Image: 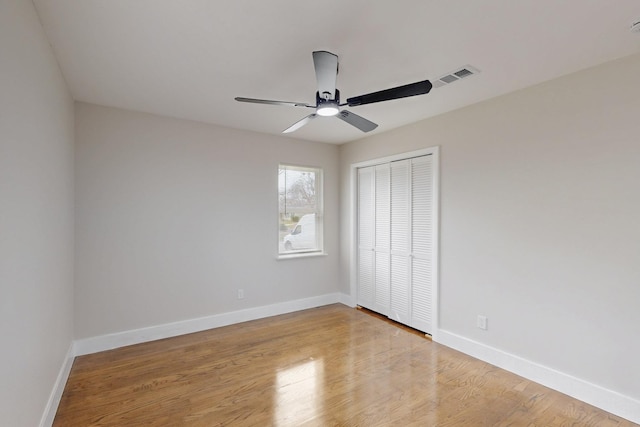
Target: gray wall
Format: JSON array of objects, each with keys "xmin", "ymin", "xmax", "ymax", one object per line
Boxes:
[
  {"xmin": 0, "ymin": 0, "xmax": 75, "ymax": 425},
  {"xmin": 74, "ymin": 103, "xmax": 340, "ymax": 338},
  {"xmin": 340, "ymin": 53, "xmax": 640, "ymax": 401}
]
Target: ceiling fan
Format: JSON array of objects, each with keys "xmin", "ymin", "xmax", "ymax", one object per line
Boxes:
[{"xmin": 235, "ymin": 51, "xmax": 433, "ymax": 134}]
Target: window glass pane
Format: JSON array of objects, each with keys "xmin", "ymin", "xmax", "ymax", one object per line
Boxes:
[{"xmin": 279, "ymin": 165, "xmax": 323, "ymax": 255}]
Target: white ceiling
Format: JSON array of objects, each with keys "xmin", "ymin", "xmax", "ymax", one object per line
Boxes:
[{"xmin": 33, "ymin": 1, "xmax": 640, "ymax": 144}]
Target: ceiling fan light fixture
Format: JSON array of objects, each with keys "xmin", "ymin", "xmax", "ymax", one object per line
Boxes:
[
  {"xmin": 316, "ymin": 89, "xmax": 340, "ymax": 116},
  {"xmin": 317, "ymin": 102, "xmax": 339, "ymax": 116}
]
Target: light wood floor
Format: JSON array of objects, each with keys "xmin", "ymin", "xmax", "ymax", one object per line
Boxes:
[{"xmin": 54, "ymin": 304, "xmax": 636, "ymax": 426}]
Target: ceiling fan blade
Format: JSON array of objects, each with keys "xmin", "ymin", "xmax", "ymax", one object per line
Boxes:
[
  {"xmin": 336, "ymin": 110, "xmax": 378, "ymax": 133},
  {"xmin": 312, "ymin": 51, "xmax": 338, "ymax": 99},
  {"xmin": 346, "ymin": 79, "xmax": 432, "ymax": 107},
  {"xmin": 282, "ymin": 114, "xmax": 317, "ymax": 133},
  {"xmin": 235, "ymin": 97, "xmax": 313, "ymax": 108}
]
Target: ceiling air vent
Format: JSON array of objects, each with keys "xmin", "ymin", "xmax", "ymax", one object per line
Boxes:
[
  {"xmin": 432, "ymin": 65, "xmax": 480, "ymax": 89},
  {"xmin": 454, "ymin": 68, "xmax": 474, "ymax": 78},
  {"xmin": 440, "ymin": 74, "xmax": 459, "ymax": 84}
]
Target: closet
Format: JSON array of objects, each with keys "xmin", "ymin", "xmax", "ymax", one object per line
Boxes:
[{"xmin": 357, "ymin": 153, "xmax": 435, "ymax": 334}]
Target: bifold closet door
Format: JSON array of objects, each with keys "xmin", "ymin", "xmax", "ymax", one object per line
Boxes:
[
  {"xmin": 357, "ymin": 154, "xmax": 434, "ymax": 334},
  {"xmin": 356, "ymin": 164, "xmax": 391, "ymax": 315}
]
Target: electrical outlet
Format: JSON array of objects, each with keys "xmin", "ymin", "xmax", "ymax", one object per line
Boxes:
[
  {"xmin": 477, "ymin": 315, "xmax": 488, "ymax": 330},
  {"xmin": 237, "ymin": 289, "xmax": 245, "ymax": 299}
]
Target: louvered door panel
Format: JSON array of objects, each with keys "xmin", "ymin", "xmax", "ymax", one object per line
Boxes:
[
  {"xmin": 373, "ymin": 164, "xmax": 391, "ymax": 314},
  {"xmin": 411, "ymin": 156, "xmax": 433, "ymax": 258},
  {"xmin": 358, "ymin": 249, "xmax": 374, "ymax": 306},
  {"xmin": 389, "ymin": 254, "xmax": 410, "ymax": 324},
  {"xmin": 358, "ymin": 167, "xmax": 375, "ymax": 250},
  {"xmin": 410, "ymin": 155, "xmax": 434, "ymax": 334},
  {"xmin": 374, "ymin": 252, "xmax": 390, "ymax": 314},
  {"xmin": 357, "ymin": 166, "xmax": 375, "ymax": 308},
  {"xmin": 390, "ymin": 160, "xmax": 410, "ymax": 324},
  {"xmin": 390, "ymin": 160, "xmax": 409, "ymax": 253},
  {"xmin": 411, "ymin": 257, "xmax": 432, "ymax": 332},
  {"xmin": 375, "ymin": 164, "xmax": 390, "ymax": 251}
]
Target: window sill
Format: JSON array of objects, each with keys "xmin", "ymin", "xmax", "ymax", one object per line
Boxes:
[{"xmin": 277, "ymin": 252, "xmax": 328, "ymax": 261}]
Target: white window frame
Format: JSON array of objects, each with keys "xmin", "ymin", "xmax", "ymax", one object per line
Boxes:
[{"xmin": 278, "ymin": 164, "xmax": 325, "ymax": 259}]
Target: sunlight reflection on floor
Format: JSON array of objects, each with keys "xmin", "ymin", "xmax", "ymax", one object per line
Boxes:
[{"xmin": 275, "ymin": 358, "xmax": 325, "ymax": 426}]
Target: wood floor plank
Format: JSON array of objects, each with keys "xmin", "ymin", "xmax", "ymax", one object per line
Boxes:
[{"xmin": 54, "ymin": 304, "xmax": 637, "ymax": 426}]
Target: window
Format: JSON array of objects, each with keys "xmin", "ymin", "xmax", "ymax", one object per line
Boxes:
[{"xmin": 278, "ymin": 164, "xmax": 323, "ymax": 256}]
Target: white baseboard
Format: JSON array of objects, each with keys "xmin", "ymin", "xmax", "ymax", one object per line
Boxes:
[
  {"xmin": 436, "ymin": 329, "xmax": 640, "ymax": 425},
  {"xmin": 39, "ymin": 344, "xmax": 74, "ymax": 427},
  {"xmin": 74, "ymin": 293, "xmax": 348, "ymax": 356}
]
